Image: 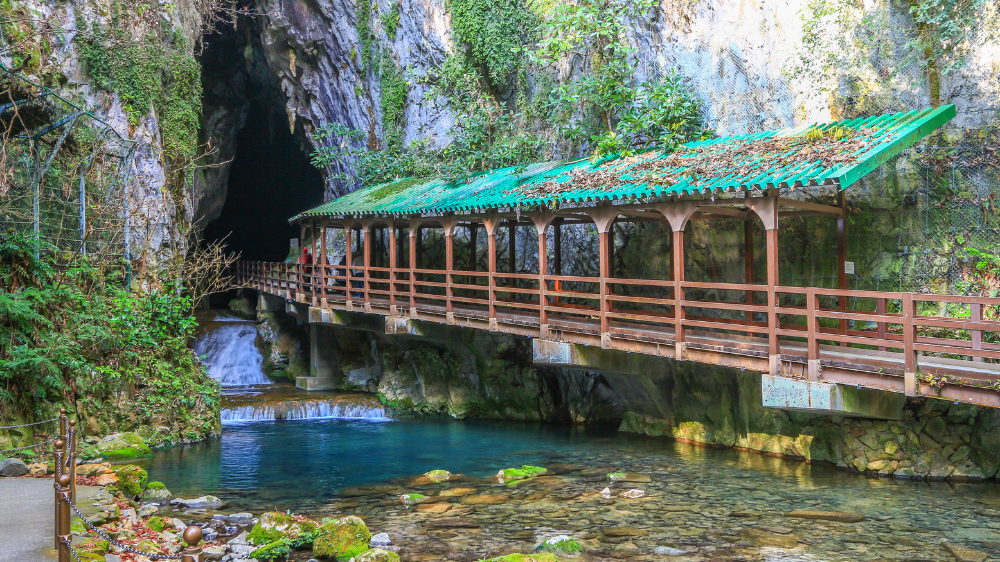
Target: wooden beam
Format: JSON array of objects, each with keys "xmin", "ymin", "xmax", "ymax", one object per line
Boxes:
[{"xmin": 778, "ymin": 197, "xmax": 844, "ymax": 216}]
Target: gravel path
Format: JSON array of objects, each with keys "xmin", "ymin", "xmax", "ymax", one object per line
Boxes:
[{"xmin": 0, "ymin": 478, "xmax": 98, "ymax": 562}]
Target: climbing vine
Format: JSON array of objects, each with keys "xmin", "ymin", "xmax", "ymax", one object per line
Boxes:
[{"xmin": 446, "ymin": 0, "xmax": 537, "ymax": 90}]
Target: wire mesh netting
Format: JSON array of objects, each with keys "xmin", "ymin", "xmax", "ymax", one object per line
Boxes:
[{"xmin": 0, "ymin": 65, "xmax": 136, "ymax": 262}]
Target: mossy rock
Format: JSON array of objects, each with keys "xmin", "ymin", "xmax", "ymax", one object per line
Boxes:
[
  {"xmin": 399, "ymin": 493, "xmax": 427, "ymax": 506},
  {"xmin": 488, "ymin": 554, "xmax": 559, "ymax": 562},
  {"xmin": 79, "ymin": 540, "xmax": 109, "ymax": 556},
  {"xmin": 142, "ymin": 481, "xmax": 172, "ymax": 502},
  {"xmin": 351, "ymin": 549, "xmax": 400, "ymax": 562},
  {"xmin": 146, "ymin": 516, "xmax": 167, "ymax": 532},
  {"xmin": 498, "ymin": 465, "xmax": 546, "ymax": 480},
  {"xmin": 97, "ymin": 433, "xmax": 151, "ymax": 460},
  {"xmin": 424, "ymin": 469, "xmax": 451, "ymax": 482},
  {"xmin": 251, "ymin": 539, "xmax": 292, "ymax": 562},
  {"xmin": 248, "ymin": 512, "xmax": 317, "ymax": 545},
  {"xmin": 312, "ymin": 515, "xmax": 372, "ymax": 561},
  {"xmin": 70, "ymin": 517, "xmax": 87, "ymax": 535},
  {"xmin": 536, "ymin": 535, "xmax": 582, "ymax": 555},
  {"xmin": 113, "ymin": 465, "xmax": 148, "ymax": 499},
  {"xmin": 134, "ymin": 540, "xmax": 162, "ymax": 555}
]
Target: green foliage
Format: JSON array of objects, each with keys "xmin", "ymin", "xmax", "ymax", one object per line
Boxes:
[
  {"xmin": 0, "ymin": 232, "xmax": 219, "ymax": 431},
  {"xmin": 78, "ymin": 13, "xmax": 202, "ymax": 160},
  {"xmin": 357, "ymin": 0, "xmax": 374, "ymax": 66},
  {"xmin": 958, "ymin": 240, "xmax": 1000, "ymax": 300},
  {"xmin": 529, "ymin": 0, "xmax": 707, "ymax": 159},
  {"xmin": 250, "ymin": 539, "xmax": 291, "ymax": 562},
  {"xmin": 790, "ymin": 0, "xmax": 998, "ymax": 107},
  {"xmin": 446, "ymin": 0, "xmax": 537, "ymax": 88},
  {"xmin": 379, "ymin": 52, "xmax": 408, "ymax": 153},
  {"xmin": 380, "ymin": 3, "xmax": 401, "ymax": 41}
]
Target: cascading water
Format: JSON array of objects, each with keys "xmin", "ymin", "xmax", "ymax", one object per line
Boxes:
[
  {"xmin": 193, "ymin": 312, "xmax": 273, "ymax": 386},
  {"xmin": 221, "ymin": 395, "xmax": 388, "ymax": 423},
  {"xmin": 194, "ymin": 310, "xmax": 390, "ymax": 423}
]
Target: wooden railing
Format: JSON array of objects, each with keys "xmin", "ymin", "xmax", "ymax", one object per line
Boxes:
[{"xmin": 236, "ymin": 260, "xmax": 1000, "ymax": 396}]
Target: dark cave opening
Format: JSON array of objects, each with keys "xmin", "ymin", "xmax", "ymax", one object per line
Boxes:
[
  {"xmin": 198, "ymin": 17, "xmax": 324, "ymax": 265},
  {"xmin": 202, "ymin": 103, "xmax": 324, "ymax": 261}
]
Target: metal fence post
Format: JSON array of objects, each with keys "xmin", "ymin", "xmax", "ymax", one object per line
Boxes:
[
  {"xmin": 56, "ymin": 473, "xmax": 71, "ymax": 562},
  {"xmin": 182, "ymin": 526, "xmax": 203, "ymax": 562}
]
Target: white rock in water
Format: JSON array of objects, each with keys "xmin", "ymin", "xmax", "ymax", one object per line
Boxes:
[
  {"xmin": 600, "ymin": 487, "xmax": 612, "ymax": 499},
  {"xmin": 619, "ymin": 489, "xmax": 645, "ymax": 499},
  {"xmin": 654, "ymin": 546, "xmax": 687, "ymax": 555},
  {"xmin": 370, "ymin": 532, "xmax": 392, "ymax": 547}
]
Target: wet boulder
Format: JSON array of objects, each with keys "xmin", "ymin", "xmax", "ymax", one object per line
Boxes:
[
  {"xmin": 248, "ymin": 512, "xmax": 317, "ymax": 545},
  {"xmin": 349, "ymin": 549, "xmax": 400, "ymax": 562},
  {"xmin": 169, "ymin": 495, "xmax": 226, "ymax": 509},
  {"xmin": 96, "ymin": 432, "xmax": 152, "ymax": 461},
  {"xmin": 313, "ymin": 516, "xmax": 372, "ymax": 561},
  {"xmin": 142, "ymin": 481, "xmax": 172, "ymax": 502},
  {"xmin": 114, "ymin": 465, "xmax": 147, "ymax": 499}
]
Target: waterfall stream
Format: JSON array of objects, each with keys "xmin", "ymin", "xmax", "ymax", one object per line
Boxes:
[
  {"xmin": 195, "ymin": 310, "xmax": 389, "ymax": 423},
  {"xmin": 193, "ymin": 312, "xmax": 273, "ymax": 386}
]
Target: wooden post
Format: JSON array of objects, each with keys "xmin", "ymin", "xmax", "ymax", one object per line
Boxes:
[
  {"xmin": 972, "ymin": 303, "xmax": 983, "ymax": 362},
  {"xmin": 806, "ymin": 286, "xmax": 820, "ymax": 380},
  {"xmin": 55, "ymin": 471, "xmax": 71, "ymax": 562},
  {"xmin": 508, "ymin": 223, "xmax": 516, "ymax": 273},
  {"xmin": 441, "ymin": 218, "xmax": 458, "ymax": 323},
  {"xmin": 673, "ymin": 229, "xmax": 685, "ymax": 358},
  {"xmin": 311, "ymin": 221, "xmax": 318, "ymax": 305},
  {"xmin": 903, "ymin": 292, "xmax": 918, "ymax": 396},
  {"xmin": 388, "ymin": 220, "xmax": 398, "ymax": 314},
  {"xmin": 744, "ymin": 219, "xmax": 755, "ymax": 325},
  {"xmin": 528, "ymin": 211, "xmax": 556, "ymax": 339},
  {"xmin": 747, "ymin": 194, "xmax": 781, "ymax": 375},
  {"xmin": 298, "ymin": 223, "xmax": 306, "ymax": 300},
  {"xmin": 483, "ymin": 216, "xmax": 503, "ymax": 330},
  {"xmin": 586, "ymin": 207, "xmax": 619, "ymax": 349},
  {"xmin": 345, "ymin": 225, "xmax": 353, "ymax": 310},
  {"xmin": 469, "ymin": 223, "xmax": 478, "ymax": 271},
  {"xmin": 320, "ymin": 222, "xmax": 328, "ymax": 306},
  {"xmin": 409, "ymin": 219, "xmax": 420, "ymax": 316},
  {"xmin": 837, "ymin": 190, "xmax": 848, "ymax": 345},
  {"xmin": 877, "ymin": 297, "xmax": 887, "ymax": 351},
  {"xmin": 362, "ymin": 221, "xmax": 372, "ymax": 310}
]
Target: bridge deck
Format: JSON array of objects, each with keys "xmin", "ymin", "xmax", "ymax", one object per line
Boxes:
[{"xmin": 239, "ymin": 265, "xmax": 1000, "ymax": 408}]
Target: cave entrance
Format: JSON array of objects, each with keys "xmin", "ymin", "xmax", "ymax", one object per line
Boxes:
[{"xmin": 198, "ymin": 16, "xmax": 324, "ymax": 269}]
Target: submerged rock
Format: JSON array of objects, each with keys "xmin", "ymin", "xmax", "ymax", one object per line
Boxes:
[
  {"xmin": 497, "ymin": 465, "xmax": 546, "ymax": 482},
  {"xmin": 399, "ymin": 493, "xmax": 427, "ymax": 506},
  {"xmin": 619, "ymin": 489, "xmax": 645, "ymax": 499},
  {"xmin": 536, "ymin": 535, "xmax": 583, "ymax": 556},
  {"xmin": 349, "ymin": 549, "xmax": 399, "ymax": 562},
  {"xmin": 784, "ymin": 510, "xmax": 865, "ymax": 523},
  {"xmin": 943, "ymin": 542, "xmax": 988, "ymax": 562},
  {"xmin": 170, "ymin": 496, "xmax": 226, "ymax": 509},
  {"xmin": 602, "ymin": 526, "xmax": 648, "ymax": 537},
  {"xmin": 607, "ymin": 472, "xmax": 651, "ymax": 483},
  {"xmin": 313, "ymin": 515, "xmax": 372, "ymax": 561},
  {"xmin": 424, "ymin": 469, "xmax": 451, "ymax": 482}
]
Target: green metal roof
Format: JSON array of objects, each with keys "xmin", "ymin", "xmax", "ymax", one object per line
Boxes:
[{"xmin": 294, "ymin": 105, "xmax": 955, "ymax": 221}]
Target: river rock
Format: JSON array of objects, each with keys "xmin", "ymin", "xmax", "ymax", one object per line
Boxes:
[
  {"xmin": 0, "ymin": 458, "xmax": 28, "ymax": 477},
  {"xmin": 619, "ymin": 489, "xmax": 645, "ymax": 498},
  {"xmin": 602, "ymin": 526, "xmax": 648, "ymax": 537},
  {"xmin": 247, "ymin": 512, "xmax": 316, "ymax": 545},
  {"xmin": 784, "ymin": 510, "xmax": 865, "ymax": 522},
  {"xmin": 143, "ymin": 481, "xmax": 172, "ymax": 502},
  {"xmin": 943, "ymin": 542, "xmax": 988, "ymax": 562},
  {"xmin": 349, "ymin": 549, "xmax": 400, "ymax": 562},
  {"xmin": 497, "ymin": 465, "xmax": 546, "ymax": 481},
  {"xmin": 27, "ymin": 462, "xmax": 48, "ymax": 476},
  {"xmin": 229, "ymin": 513, "xmax": 253, "ymax": 526},
  {"xmin": 201, "ymin": 545, "xmax": 227, "ymax": 561},
  {"xmin": 78, "ymin": 462, "xmax": 113, "ymax": 477},
  {"xmin": 415, "ymin": 503, "xmax": 450, "ymax": 514},
  {"xmin": 114, "ymin": 465, "xmax": 148, "ymax": 499},
  {"xmin": 536, "ymin": 535, "xmax": 583, "ymax": 556},
  {"xmin": 607, "ymin": 472, "xmax": 651, "ymax": 483},
  {"xmin": 95, "ymin": 473, "xmax": 119, "ymax": 486},
  {"xmin": 171, "ymin": 496, "xmax": 226, "ymax": 509},
  {"xmin": 427, "ymin": 518, "xmax": 480, "ymax": 528},
  {"xmin": 740, "ymin": 528, "xmax": 800, "ymax": 548},
  {"xmin": 460, "ymin": 494, "xmax": 509, "ymax": 505},
  {"xmin": 654, "ymin": 546, "xmax": 688, "ymax": 555},
  {"xmin": 370, "ymin": 533, "xmax": 391, "ymax": 547},
  {"xmin": 424, "ymin": 469, "xmax": 451, "ymax": 482},
  {"xmin": 313, "ymin": 516, "xmax": 372, "ymax": 560},
  {"xmin": 438, "ymin": 487, "xmax": 477, "ymax": 497},
  {"xmin": 399, "ymin": 493, "xmax": 427, "ymax": 506}
]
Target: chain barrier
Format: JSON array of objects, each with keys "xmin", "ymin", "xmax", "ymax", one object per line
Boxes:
[
  {"xmin": 65, "ymin": 499, "xmax": 184, "ymax": 560},
  {"xmin": 62, "ymin": 538, "xmax": 85, "ymax": 562},
  {"xmin": 0, "ymin": 417, "xmax": 59, "ymax": 429},
  {"xmin": 1, "ymin": 437, "xmax": 57, "ymax": 453}
]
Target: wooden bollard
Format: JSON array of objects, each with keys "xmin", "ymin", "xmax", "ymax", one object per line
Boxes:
[{"xmin": 182, "ymin": 525, "xmax": 203, "ymax": 562}]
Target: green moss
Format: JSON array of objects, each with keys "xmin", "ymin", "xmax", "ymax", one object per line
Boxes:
[
  {"xmin": 312, "ymin": 516, "xmax": 372, "ymax": 561},
  {"xmin": 446, "ymin": 0, "xmax": 536, "ymax": 87},
  {"xmin": 487, "ymin": 554, "xmax": 558, "ymax": 562},
  {"xmin": 248, "ymin": 512, "xmax": 317, "ymax": 545},
  {"xmin": 536, "ymin": 535, "xmax": 582, "ymax": 555},
  {"xmin": 499, "ymin": 465, "xmax": 546, "ymax": 480},
  {"xmin": 145, "ymin": 481, "xmax": 166, "ymax": 491},
  {"xmin": 113, "ymin": 465, "xmax": 148, "ymax": 498},
  {"xmin": 145, "ymin": 516, "xmax": 166, "ymax": 532},
  {"xmin": 251, "ymin": 539, "xmax": 292, "ymax": 562}
]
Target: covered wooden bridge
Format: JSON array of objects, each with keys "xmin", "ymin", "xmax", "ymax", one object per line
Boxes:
[{"xmin": 236, "ymin": 104, "xmax": 1000, "ymax": 411}]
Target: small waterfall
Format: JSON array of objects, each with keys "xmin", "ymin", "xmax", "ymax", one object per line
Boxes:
[
  {"xmin": 194, "ymin": 312, "xmax": 272, "ymax": 386},
  {"xmin": 222, "ymin": 396, "xmax": 388, "ymax": 423}
]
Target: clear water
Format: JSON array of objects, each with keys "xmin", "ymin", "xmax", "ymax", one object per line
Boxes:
[
  {"xmin": 193, "ymin": 311, "xmax": 272, "ymax": 386},
  {"xmin": 163, "ymin": 311, "xmax": 1000, "ymax": 561}
]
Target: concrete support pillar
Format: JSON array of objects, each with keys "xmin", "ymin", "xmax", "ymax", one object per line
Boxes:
[{"xmin": 299, "ymin": 323, "xmax": 338, "ymax": 391}]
